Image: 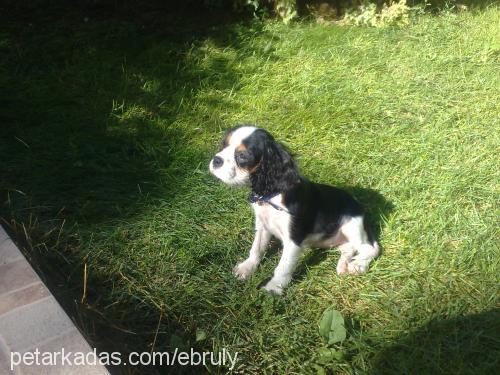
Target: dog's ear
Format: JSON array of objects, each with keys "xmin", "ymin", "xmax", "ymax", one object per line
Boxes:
[{"xmin": 250, "ymin": 129, "xmax": 300, "ymax": 195}]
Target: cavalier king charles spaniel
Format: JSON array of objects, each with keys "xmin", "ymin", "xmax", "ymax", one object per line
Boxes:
[{"xmin": 209, "ymin": 125, "xmax": 379, "ymax": 294}]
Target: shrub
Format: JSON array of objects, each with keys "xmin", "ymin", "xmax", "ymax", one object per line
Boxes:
[{"xmin": 341, "ymin": 0, "xmax": 420, "ymax": 27}]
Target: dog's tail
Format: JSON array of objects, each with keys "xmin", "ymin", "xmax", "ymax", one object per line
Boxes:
[
  {"xmin": 371, "ymin": 240, "xmax": 380, "ymax": 258},
  {"xmin": 365, "ymin": 220, "xmax": 381, "ymax": 258}
]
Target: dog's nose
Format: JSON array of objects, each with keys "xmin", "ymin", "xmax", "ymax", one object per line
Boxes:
[{"xmin": 212, "ymin": 156, "xmax": 223, "ymax": 169}]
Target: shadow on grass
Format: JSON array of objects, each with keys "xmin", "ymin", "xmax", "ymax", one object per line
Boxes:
[
  {"xmin": 0, "ymin": 2, "xmax": 272, "ymax": 374},
  {"xmin": 372, "ymin": 308, "xmax": 500, "ymax": 374}
]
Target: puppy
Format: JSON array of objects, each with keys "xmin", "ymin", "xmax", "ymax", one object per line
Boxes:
[{"xmin": 209, "ymin": 125, "xmax": 379, "ymax": 294}]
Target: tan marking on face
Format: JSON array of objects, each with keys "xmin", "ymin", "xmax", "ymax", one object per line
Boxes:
[
  {"xmin": 224, "ymin": 132, "xmax": 232, "ymax": 147},
  {"xmin": 248, "ymin": 161, "xmax": 261, "ymax": 173},
  {"xmin": 236, "ymin": 143, "xmax": 247, "ymax": 152}
]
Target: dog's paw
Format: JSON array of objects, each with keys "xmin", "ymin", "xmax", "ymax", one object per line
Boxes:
[
  {"xmin": 262, "ymin": 279, "xmax": 284, "ymax": 295},
  {"xmin": 336, "ymin": 260, "xmax": 349, "ymax": 276},
  {"xmin": 347, "ymin": 258, "xmax": 370, "ymax": 275},
  {"xmin": 233, "ymin": 260, "xmax": 257, "ymax": 280}
]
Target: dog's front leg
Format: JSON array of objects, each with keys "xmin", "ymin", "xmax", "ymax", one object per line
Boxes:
[
  {"xmin": 263, "ymin": 239, "xmax": 302, "ymax": 295},
  {"xmin": 233, "ymin": 218, "xmax": 271, "ymax": 280}
]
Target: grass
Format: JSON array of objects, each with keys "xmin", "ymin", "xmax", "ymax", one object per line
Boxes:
[{"xmin": 1, "ymin": 2, "xmax": 499, "ymax": 374}]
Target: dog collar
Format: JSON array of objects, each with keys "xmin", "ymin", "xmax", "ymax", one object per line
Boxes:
[{"xmin": 249, "ymin": 192, "xmax": 287, "ymax": 212}]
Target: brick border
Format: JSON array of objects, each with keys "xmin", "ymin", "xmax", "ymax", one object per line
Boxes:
[{"xmin": 0, "ymin": 226, "xmax": 109, "ymax": 374}]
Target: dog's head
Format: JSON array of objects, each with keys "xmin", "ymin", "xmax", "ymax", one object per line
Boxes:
[{"xmin": 209, "ymin": 125, "xmax": 300, "ymax": 194}]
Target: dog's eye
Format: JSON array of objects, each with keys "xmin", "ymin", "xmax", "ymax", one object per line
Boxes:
[{"xmin": 235, "ymin": 151, "xmax": 251, "ymax": 166}]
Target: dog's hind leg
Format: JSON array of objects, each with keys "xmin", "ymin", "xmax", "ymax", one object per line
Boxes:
[
  {"xmin": 340, "ymin": 216, "xmax": 380, "ymax": 275},
  {"xmin": 336, "ymin": 243, "xmax": 356, "ymax": 275}
]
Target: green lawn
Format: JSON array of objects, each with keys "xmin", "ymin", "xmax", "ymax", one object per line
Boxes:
[{"xmin": 1, "ymin": 3, "xmax": 499, "ymax": 374}]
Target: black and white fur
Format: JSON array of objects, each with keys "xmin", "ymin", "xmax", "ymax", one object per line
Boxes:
[{"xmin": 209, "ymin": 125, "xmax": 379, "ymax": 295}]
